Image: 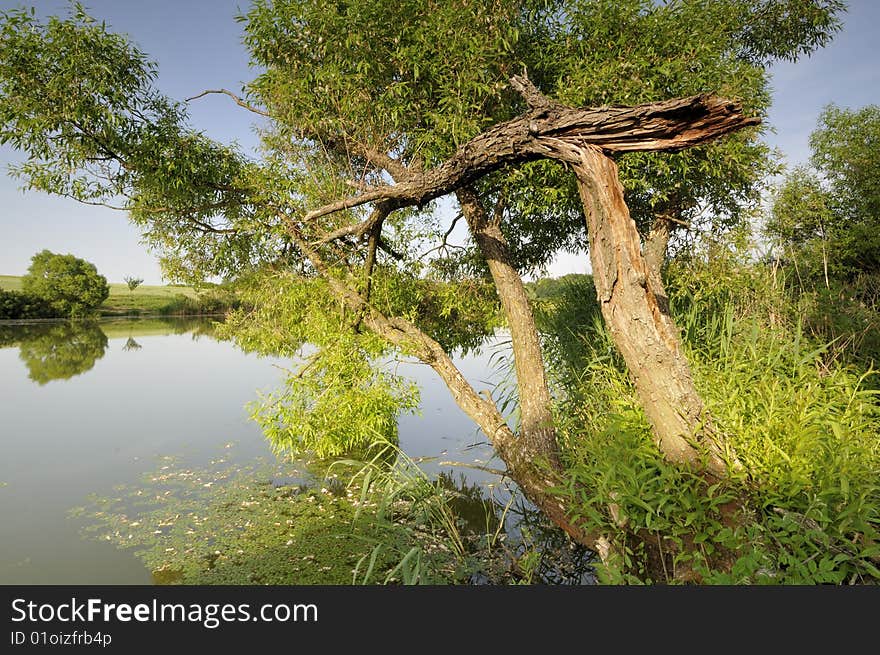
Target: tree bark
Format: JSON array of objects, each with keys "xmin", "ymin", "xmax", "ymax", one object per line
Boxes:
[
  {"xmin": 644, "ymin": 214, "xmax": 672, "ymax": 313},
  {"xmin": 456, "ymin": 187, "xmax": 559, "ymax": 470},
  {"xmin": 572, "ymin": 147, "xmax": 729, "ymax": 476}
]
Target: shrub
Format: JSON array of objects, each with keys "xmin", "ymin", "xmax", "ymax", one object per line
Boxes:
[
  {"xmin": 21, "ymin": 250, "xmax": 109, "ymax": 317},
  {"xmin": 539, "ymin": 256, "xmax": 880, "ymax": 584},
  {"xmin": 0, "ymin": 288, "xmax": 55, "ymax": 319}
]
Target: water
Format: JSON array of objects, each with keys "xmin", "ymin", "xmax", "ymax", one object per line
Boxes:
[{"xmin": 0, "ymin": 317, "xmax": 508, "ymax": 584}]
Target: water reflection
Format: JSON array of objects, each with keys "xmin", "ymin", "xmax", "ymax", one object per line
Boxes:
[
  {"xmin": 13, "ymin": 322, "xmax": 107, "ymax": 385},
  {"xmin": 0, "ymin": 317, "xmax": 220, "ymax": 385},
  {"xmin": 122, "ymin": 337, "xmax": 142, "ymax": 351}
]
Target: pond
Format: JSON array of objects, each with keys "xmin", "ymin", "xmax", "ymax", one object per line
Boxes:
[{"xmin": 0, "ymin": 317, "xmax": 514, "ymax": 584}]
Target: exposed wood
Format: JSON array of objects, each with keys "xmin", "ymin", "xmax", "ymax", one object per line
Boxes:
[
  {"xmin": 572, "ymin": 146, "xmax": 731, "ymax": 476},
  {"xmin": 303, "ymin": 89, "xmax": 759, "ymax": 225}
]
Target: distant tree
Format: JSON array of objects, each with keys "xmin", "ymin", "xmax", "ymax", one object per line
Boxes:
[
  {"xmin": 769, "ymin": 105, "xmax": 880, "ymax": 284},
  {"xmin": 21, "ymin": 250, "xmax": 109, "ymax": 317},
  {"xmin": 124, "ymin": 276, "xmax": 144, "ymax": 293}
]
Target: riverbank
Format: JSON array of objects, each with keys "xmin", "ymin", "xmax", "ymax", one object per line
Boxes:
[{"xmin": 0, "ymin": 275, "xmax": 241, "ymax": 318}]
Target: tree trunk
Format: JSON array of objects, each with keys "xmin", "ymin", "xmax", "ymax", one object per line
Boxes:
[
  {"xmin": 353, "ymin": 276, "xmax": 607, "ymax": 556},
  {"xmin": 644, "ymin": 214, "xmax": 672, "ymax": 314},
  {"xmin": 572, "ymin": 147, "xmax": 730, "ymax": 477},
  {"xmin": 283, "ymin": 222, "xmax": 610, "ymax": 557},
  {"xmin": 455, "ymin": 187, "xmax": 560, "ymax": 470}
]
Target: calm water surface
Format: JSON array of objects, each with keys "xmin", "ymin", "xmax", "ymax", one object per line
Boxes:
[{"xmin": 0, "ymin": 318, "xmax": 506, "ymax": 584}]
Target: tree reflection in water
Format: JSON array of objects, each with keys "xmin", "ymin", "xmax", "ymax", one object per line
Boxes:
[
  {"xmin": 122, "ymin": 337, "xmax": 142, "ymax": 351},
  {"xmin": 13, "ymin": 322, "xmax": 108, "ymax": 385}
]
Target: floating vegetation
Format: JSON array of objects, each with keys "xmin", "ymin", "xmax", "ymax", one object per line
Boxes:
[
  {"xmin": 71, "ymin": 454, "xmax": 411, "ymax": 584},
  {"xmin": 71, "ymin": 445, "xmax": 598, "ymax": 585}
]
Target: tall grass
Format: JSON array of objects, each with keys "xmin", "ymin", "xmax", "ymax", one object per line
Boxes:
[
  {"xmin": 537, "ymin": 263, "xmax": 880, "ymax": 584},
  {"xmin": 331, "ymin": 440, "xmax": 493, "ymax": 584}
]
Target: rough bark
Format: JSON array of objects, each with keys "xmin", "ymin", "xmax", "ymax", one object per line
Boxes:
[
  {"xmin": 305, "ymin": 90, "xmax": 760, "ymax": 225},
  {"xmin": 572, "ymin": 147, "xmax": 729, "ymax": 476},
  {"xmin": 456, "ymin": 186, "xmax": 559, "ymax": 470},
  {"xmin": 644, "ymin": 215, "xmax": 672, "ymax": 315}
]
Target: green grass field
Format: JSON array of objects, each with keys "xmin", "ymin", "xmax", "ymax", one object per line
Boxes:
[
  {"xmin": 0, "ymin": 275, "xmax": 218, "ymax": 316},
  {"xmin": 0, "ymin": 275, "xmax": 23, "ymax": 291},
  {"xmin": 101, "ymin": 281, "xmax": 201, "ymax": 315}
]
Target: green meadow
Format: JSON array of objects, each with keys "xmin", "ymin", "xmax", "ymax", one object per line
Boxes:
[{"xmin": 0, "ymin": 275, "xmax": 226, "ymax": 317}]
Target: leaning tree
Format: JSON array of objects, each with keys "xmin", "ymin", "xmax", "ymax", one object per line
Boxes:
[{"xmin": 0, "ymin": 0, "xmax": 844, "ymax": 560}]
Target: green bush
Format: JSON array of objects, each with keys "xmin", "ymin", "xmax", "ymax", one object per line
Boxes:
[
  {"xmin": 21, "ymin": 250, "xmax": 109, "ymax": 317},
  {"xmin": 540, "ymin": 256, "xmax": 880, "ymax": 584},
  {"xmin": 158, "ymin": 289, "xmax": 242, "ymax": 316},
  {"xmin": 0, "ymin": 288, "xmax": 55, "ymax": 319}
]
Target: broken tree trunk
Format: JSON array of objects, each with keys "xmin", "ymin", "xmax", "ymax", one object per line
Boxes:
[
  {"xmin": 573, "ymin": 147, "xmax": 729, "ymax": 476},
  {"xmin": 304, "ymin": 89, "xmax": 760, "ymax": 224},
  {"xmin": 302, "ymin": 74, "xmax": 756, "ymax": 528}
]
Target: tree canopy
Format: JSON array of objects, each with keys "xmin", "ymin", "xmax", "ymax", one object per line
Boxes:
[
  {"xmin": 0, "ymin": 1, "xmax": 844, "ymax": 281},
  {"xmin": 20, "ymin": 249, "xmax": 109, "ymax": 317},
  {"xmin": 769, "ymin": 104, "xmax": 880, "ymax": 283}
]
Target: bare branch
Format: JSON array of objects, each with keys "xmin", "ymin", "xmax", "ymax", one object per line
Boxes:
[
  {"xmin": 60, "ymin": 195, "xmax": 127, "ymax": 211},
  {"xmin": 376, "ymin": 236, "xmax": 404, "ymax": 261},
  {"xmin": 185, "ymin": 89, "xmax": 272, "ymax": 118},
  {"xmin": 418, "ymin": 212, "xmax": 466, "ymax": 260},
  {"xmin": 510, "ymin": 70, "xmax": 557, "ymax": 113},
  {"xmin": 312, "ymin": 200, "xmax": 397, "ymax": 244},
  {"xmin": 363, "ymin": 223, "xmax": 380, "ymax": 301},
  {"xmin": 360, "ymin": 147, "xmax": 414, "ymax": 182}
]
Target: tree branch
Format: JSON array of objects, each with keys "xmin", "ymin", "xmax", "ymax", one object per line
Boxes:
[
  {"xmin": 376, "ymin": 236, "xmax": 404, "ymax": 261},
  {"xmin": 301, "ymin": 85, "xmax": 760, "ymax": 224},
  {"xmin": 185, "ymin": 89, "xmax": 272, "ymax": 118},
  {"xmin": 510, "ymin": 70, "xmax": 558, "ymax": 113},
  {"xmin": 359, "ymin": 147, "xmax": 414, "ymax": 182},
  {"xmin": 312, "ymin": 200, "xmax": 398, "ymax": 244}
]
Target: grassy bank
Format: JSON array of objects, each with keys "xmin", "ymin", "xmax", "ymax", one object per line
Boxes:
[
  {"xmin": 0, "ymin": 275, "xmax": 238, "ymax": 317},
  {"xmin": 534, "ymin": 262, "xmax": 880, "ymax": 584}
]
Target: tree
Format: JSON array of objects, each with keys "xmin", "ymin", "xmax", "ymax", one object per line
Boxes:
[
  {"xmin": 0, "ymin": 1, "xmax": 844, "ymax": 562},
  {"xmin": 20, "ymin": 250, "xmax": 109, "ymax": 317},
  {"xmin": 769, "ymin": 105, "xmax": 880, "ymax": 285},
  {"xmin": 124, "ymin": 276, "xmax": 144, "ymax": 293}
]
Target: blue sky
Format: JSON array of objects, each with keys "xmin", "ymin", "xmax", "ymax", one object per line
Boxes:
[{"xmin": 1, "ymin": 0, "xmax": 878, "ymax": 284}]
